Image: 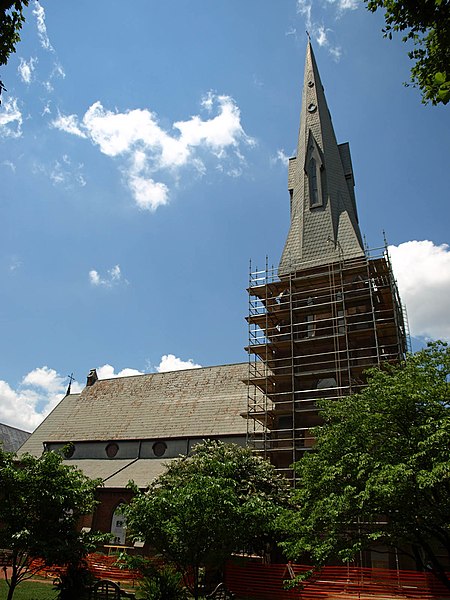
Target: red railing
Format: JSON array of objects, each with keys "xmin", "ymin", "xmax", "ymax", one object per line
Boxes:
[
  {"xmin": 225, "ymin": 561, "xmax": 450, "ymax": 599},
  {"xmin": 29, "ymin": 553, "xmax": 140, "ymax": 583},
  {"xmin": 28, "ymin": 555, "xmax": 450, "ymax": 598},
  {"xmin": 86, "ymin": 553, "xmax": 140, "ymax": 583}
]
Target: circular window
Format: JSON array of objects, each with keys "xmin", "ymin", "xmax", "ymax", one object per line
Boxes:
[
  {"xmin": 63, "ymin": 443, "xmax": 75, "ymax": 459},
  {"xmin": 307, "ymin": 103, "xmax": 317, "ymax": 113},
  {"xmin": 106, "ymin": 442, "xmax": 119, "ymax": 458},
  {"xmin": 308, "ymin": 80, "xmax": 314, "ymax": 88},
  {"xmin": 153, "ymin": 441, "xmax": 167, "ymax": 458}
]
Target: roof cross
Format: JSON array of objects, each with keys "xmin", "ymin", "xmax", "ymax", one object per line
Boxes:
[{"xmin": 66, "ymin": 372, "xmax": 75, "ymax": 395}]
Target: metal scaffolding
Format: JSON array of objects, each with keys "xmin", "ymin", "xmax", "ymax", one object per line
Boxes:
[{"xmin": 246, "ymin": 244, "xmax": 409, "ymax": 483}]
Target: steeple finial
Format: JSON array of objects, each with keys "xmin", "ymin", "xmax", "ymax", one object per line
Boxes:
[
  {"xmin": 66, "ymin": 372, "xmax": 75, "ymax": 395},
  {"xmin": 278, "ymin": 41, "xmax": 364, "ymax": 276}
]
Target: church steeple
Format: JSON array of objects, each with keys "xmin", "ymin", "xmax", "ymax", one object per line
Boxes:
[{"xmin": 279, "ymin": 41, "xmax": 364, "ymax": 276}]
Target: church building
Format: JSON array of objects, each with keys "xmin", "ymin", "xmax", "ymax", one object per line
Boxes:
[
  {"xmin": 19, "ymin": 42, "xmax": 407, "ymax": 553},
  {"xmin": 19, "ymin": 363, "xmax": 250, "ymax": 543}
]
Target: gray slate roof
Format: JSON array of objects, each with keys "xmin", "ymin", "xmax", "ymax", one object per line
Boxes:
[
  {"xmin": 20, "ymin": 363, "xmax": 249, "ymax": 457},
  {"xmin": 0, "ymin": 422, "xmax": 30, "ymax": 452},
  {"xmin": 279, "ymin": 41, "xmax": 364, "ymax": 276},
  {"xmin": 63, "ymin": 458, "xmax": 173, "ymax": 488}
]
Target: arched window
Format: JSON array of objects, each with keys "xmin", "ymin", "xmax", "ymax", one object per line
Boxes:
[
  {"xmin": 308, "ymin": 157, "xmax": 321, "ymax": 207},
  {"xmin": 305, "ymin": 131, "xmax": 324, "ymax": 208},
  {"xmin": 110, "ymin": 503, "xmax": 127, "ymax": 545}
]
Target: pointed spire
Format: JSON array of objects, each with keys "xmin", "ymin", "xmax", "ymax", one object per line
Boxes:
[{"xmin": 279, "ymin": 41, "xmax": 364, "ymax": 276}]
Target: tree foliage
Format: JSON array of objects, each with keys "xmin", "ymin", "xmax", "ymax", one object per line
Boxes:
[
  {"xmin": 365, "ymin": 0, "xmax": 450, "ymax": 105},
  {"xmin": 0, "ymin": 1, "xmax": 29, "ymax": 101},
  {"xmin": 119, "ymin": 556, "xmax": 189, "ymax": 600},
  {"xmin": 365, "ymin": 0, "xmax": 450, "ymax": 104},
  {"xmin": 278, "ymin": 342, "xmax": 450, "ymax": 588},
  {"xmin": 125, "ymin": 441, "xmax": 290, "ymax": 600},
  {"xmin": 0, "ymin": 449, "xmax": 101, "ymax": 600}
]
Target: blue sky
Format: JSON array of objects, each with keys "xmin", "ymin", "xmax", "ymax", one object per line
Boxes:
[{"xmin": 1, "ymin": 0, "xmax": 449, "ymax": 431}]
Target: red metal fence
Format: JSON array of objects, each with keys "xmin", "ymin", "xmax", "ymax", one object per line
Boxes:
[
  {"xmin": 29, "ymin": 553, "xmax": 140, "ymax": 583},
  {"xmin": 29, "ymin": 554, "xmax": 450, "ymax": 599},
  {"xmin": 86, "ymin": 553, "xmax": 140, "ymax": 583},
  {"xmin": 225, "ymin": 561, "xmax": 450, "ymax": 600}
]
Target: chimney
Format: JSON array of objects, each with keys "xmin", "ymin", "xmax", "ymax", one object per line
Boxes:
[{"xmin": 86, "ymin": 368, "xmax": 98, "ymax": 387}]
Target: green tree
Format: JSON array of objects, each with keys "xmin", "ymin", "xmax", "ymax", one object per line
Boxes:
[
  {"xmin": 125, "ymin": 441, "xmax": 290, "ymax": 600},
  {"xmin": 0, "ymin": 1, "xmax": 29, "ymax": 102},
  {"xmin": 278, "ymin": 342, "xmax": 450, "ymax": 589},
  {"xmin": 0, "ymin": 448, "xmax": 101, "ymax": 600},
  {"xmin": 365, "ymin": 0, "xmax": 450, "ymax": 105}
]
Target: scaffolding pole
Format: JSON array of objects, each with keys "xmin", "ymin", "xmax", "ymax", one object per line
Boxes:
[{"xmin": 246, "ymin": 246, "xmax": 408, "ymax": 481}]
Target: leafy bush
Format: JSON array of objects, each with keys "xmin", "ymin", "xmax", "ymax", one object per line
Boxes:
[{"xmin": 137, "ymin": 565, "xmax": 188, "ymax": 600}]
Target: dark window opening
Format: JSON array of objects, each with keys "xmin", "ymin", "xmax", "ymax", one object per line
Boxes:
[
  {"xmin": 308, "ymin": 157, "xmax": 321, "ymax": 207},
  {"xmin": 153, "ymin": 441, "xmax": 167, "ymax": 457},
  {"xmin": 106, "ymin": 442, "xmax": 119, "ymax": 458},
  {"xmin": 63, "ymin": 442, "xmax": 75, "ymax": 459}
]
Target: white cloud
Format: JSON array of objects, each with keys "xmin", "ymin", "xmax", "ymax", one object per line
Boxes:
[
  {"xmin": 326, "ymin": 0, "xmax": 358, "ymax": 12},
  {"xmin": 51, "ymin": 157, "xmax": 86, "ymax": 188},
  {"xmin": 125, "ymin": 149, "xmax": 169, "ymax": 211},
  {"xmin": 109, "ymin": 265, "xmax": 121, "ymax": 280},
  {"xmin": 96, "ymin": 364, "xmax": 143, "ymax": 379},
  {"xmin": 89, "ymin": 270, "xmax": 100, "ymax": 285},
  {"xmin": 174, "ymin": 92, "xmax": 254, "ymax": 157},
  {"xmin": 18, "ymin": 57, "xmax": 37, "ymax": 84},
  {"xmin": 49, "ymin": 166, "xmax": 65, "ymax": 185},
  {"xmin": 22, "ymin": 366, "xmax": 65, "ymax": 394},
  {"xmin": 51, "ymin": 62, "xmax": 65, "ymax": 80},
  {"xmin": 81, "ymin": 101, "xmax": 182, "ymax": 161},
  {"xmin": 296, "ymin": 0, "xmax": 347, "ymax": 61},
  {"xmin": 31, "ymin": 2, "xmax": 65, "ymax": 91},
  {"xmin": 201, "ymin": 92, "xmax": 214, "ymax": 112},
  {"xmin": 88, "ymin": 356, "xmax": 202, "ymax": 380},
  {"xmin": 0, "ymin": 380, "xmax": 40, "ymax": 431},
  {"xmin": 53, "ymin": 93, "xmax": 254, "ymax": 210},
  {"xmin": 89, "ymin": 264, "xmax": 126, "ymax": 287},
  {"xmin": 271, "ymin": 149, "xmax": 290, "ymax": 167},
  {"xmin": 310, "ymin": 25, "xmax": 341, "ymax": 60},
  {"xmin": 41, "ymin": 102, "xmax": 51, "ymax": 116},
  {"xmin": 316, "ymin": 25, "xmax": 329, "ymax": 47},
  {"xmin": 42, "ymin": 61, "xmax": 66, "ymax": 93},
  {"xmin": 0, "ymin": 367, "xmax": 82, "ymax": 431},
  {"xmin": 33, "ymin": 155, "xmax": 86, "ymax": 188},
  {"xmin": 297, "ymin": 0, "xmax": 312, "ymax": 30},
  {"xmin": 52, "ymin": 113, "xmax": 86, "ymax": 137},
  {"xmin": 156, "ymin": 354, "xmax": 202, "ymax": 373},
  {"xmin": 389, "ymin": 240, "xmax": 450, "ymax": 341},
  {"xmin": 33, "ymin": 1, "xmax": 54, "ymax": 52},
  {"xmin": 0, "ymin": 97, "xmax": 23, "ymax": 138},
  {"xmin": 0, "ymin": 355, "xmax": 201, "ymax": 431},
  {"xmin": 2, "ymin": 160, "xmax": 16, "ymax": 172},
  {"xmin": 329, "ymin": 46, "xmax": 342, "ymax": 62},
  {"xmin": 128, "ymin": 172, "xmax": 169, "ymax": 211}
]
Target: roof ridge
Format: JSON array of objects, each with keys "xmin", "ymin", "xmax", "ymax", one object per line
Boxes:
[
  {"xmin": 0, "ymin": 422, "xmax": 31, "ymax": 434},
  {"xmin": 94, "ymin": 361, "xmax": 248, "ymax": 383}
]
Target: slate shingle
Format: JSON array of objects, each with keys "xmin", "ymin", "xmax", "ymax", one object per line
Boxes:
[{"xmin": 19, "ymin": 363, "xmax": 249, "ymax": 457}]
